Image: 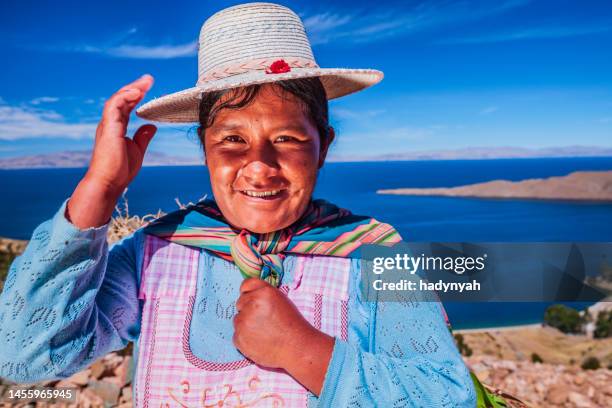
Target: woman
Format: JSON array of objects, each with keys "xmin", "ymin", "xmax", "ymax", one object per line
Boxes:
[{"xmin": 0, "ymin": 3, "xmax": 476, "ymax": 407}]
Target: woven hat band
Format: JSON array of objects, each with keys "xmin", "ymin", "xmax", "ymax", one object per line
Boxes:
[{"xmin": 197, "ymin": 57, "xmax": 319, "ymax": 84}]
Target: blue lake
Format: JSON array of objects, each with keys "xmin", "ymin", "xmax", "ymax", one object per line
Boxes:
[{"xmin": 2, "ymin": 157, "xmax": 612, "ymax": 329}]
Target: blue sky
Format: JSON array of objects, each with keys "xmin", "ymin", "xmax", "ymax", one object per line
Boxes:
[{"xmin": 0, "ymin": 0, "xmax": 611, "ymax": 159}]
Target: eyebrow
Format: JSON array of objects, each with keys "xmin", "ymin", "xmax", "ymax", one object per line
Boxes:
[{"xmin": 211, "ymin": 123, "xmax": 312, "ymax": 134}]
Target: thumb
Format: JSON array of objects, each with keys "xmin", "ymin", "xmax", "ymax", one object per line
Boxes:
[
  {"xmin": 133, "ymin": 124, "xmax": 157, "ymax": 155},
  {"xmin": 239, "ymin": 277, "xmax": 269, "ymax": 294}
]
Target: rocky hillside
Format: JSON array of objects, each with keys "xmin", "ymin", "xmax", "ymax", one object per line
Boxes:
[
  {"xmin": 466, "ymin": 355, "xmax": 612, "ymax": 407},
  {"xmin": 0, "ymin": 334, "xmax": 610, "ymax": 407}
]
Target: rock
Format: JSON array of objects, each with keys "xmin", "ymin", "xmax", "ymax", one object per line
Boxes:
[
  {"xmin": 67, "ymin": 368, "xmax": 91, "ymax": 386},
  {"xmin": 490, "ymin": 368, "xmax": 511, "ymax": 383},
  {"xmin": 574, "ymin": 374, "xmax": 586, "ymax": 385},
  {"xmin": 568, "ymin": 391, "xmax": 594, "ymax": 408},
  {"xmin": 103, "ymin": 376, "xmax": 125, "ymax": 388},
  {"xmin": 88, "ymin": 379, "xmax": 121, "ymax": 406},
  {"xmin": 121, "ymin": 385, "xmax": 133, "ymax": 402},
  {"xmin": 114, "ymin": 356, "xmax": 132, "ymax": 387},
  {"xmin": 54, "ymin": 379, "xmax": 77, "ymax": 389},
  {"xmin": 39, "ymin": 379, "xmax": 59, "ymax": 387},
  {"xmin": 546, "ymin": 385, "xmax": 569, "ymax": 405},
  {"xmin": 474, "ymin": 369, "xmax": 490, "ymax": 382},
  {"xmin": 498, "ymin": 360, "xmax": 517, "ymax": 371},
  {"xmin": 586, "ymin": 386, "xmax": 595, "ymax": 398},
  {"xmin": 89, "ymin": 360, "xmax": 108, "ymax": 379},
  {"xmin": 594, "ymin": 391, "xmax": 612, "ymax": 406},
  {"xmin": 104, "ymin": 353, "xmax": 124, "ymax": 369},
  {"xmin": 79, "ymin": 388, "xmax": 105, "ymax": 407}
]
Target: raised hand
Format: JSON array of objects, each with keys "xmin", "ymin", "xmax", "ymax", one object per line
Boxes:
[{"xmin": 66, "ymin": 74, "xmax": 157, "ymax": 229}]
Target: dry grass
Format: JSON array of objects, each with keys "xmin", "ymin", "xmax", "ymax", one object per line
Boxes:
[
  {"xmin": 107, "ymin": 194, "xmax": 165, "ymax": 244},
  {"xmin": 106, "ymin": 192, "xmax": 207, "ymax": 244},
  {"xmin": 461, "ymin": 325, "xmax": 612, "ymax": 367}
]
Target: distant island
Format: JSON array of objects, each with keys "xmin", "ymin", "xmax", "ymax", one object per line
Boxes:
[
  {"xmin": 0, "ymin": 150, "xmax": 201, "ymax": 169},
  {"xmin": 378, "ymin": 171, "xmax": 612, "ymax": 202},
  {"xmin": 1, "ymin": 145, "xmax": 612, "ymax": 169}
]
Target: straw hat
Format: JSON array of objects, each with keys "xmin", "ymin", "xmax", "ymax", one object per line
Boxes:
[{"xmin": 135, "ymin": 2, "xmax": 383, "ymax": 123}]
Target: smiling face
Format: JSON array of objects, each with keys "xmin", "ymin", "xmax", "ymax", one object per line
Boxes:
[{"xmin": 203, "ymin": 83, "xmax": 333, "ymax": 233}]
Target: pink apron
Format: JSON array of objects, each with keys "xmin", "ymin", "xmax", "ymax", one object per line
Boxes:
[{"xmin": 134, "ymin": 235, "xmax": 350, "ymax": 407}]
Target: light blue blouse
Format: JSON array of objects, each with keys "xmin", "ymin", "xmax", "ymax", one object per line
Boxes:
[{"xmin": 0, "ymin": 199, "xmax": 476, "ymax": 407}]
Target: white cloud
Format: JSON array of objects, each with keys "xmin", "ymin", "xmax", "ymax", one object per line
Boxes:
[
  {"xmin": 302, "ymin": 12, "xmax": 353, "ymax": 33},
  {"xmin": 75, "ymin": 41, "xmax": 198, "ymax": 59},
  {"xmin": 0, "ymin": 102, "xmax": 184, "ymax": 140},
  {"xmin": 302, "ymin": 0, "xmax": 531, "ymax": 44},
  {"xmin": 440, "ymin": 25, "xmax": 611, "ymax": 44},
  {"xmin": 479, "ymin": 106, "xmax": 499, "ymax": 115},
  {"xmin": 332, "ymin": 107, "xmax": 385, "ymax": 120},
  {"xmin": 40, "ymin": 25, "xmax": 196, "ymax": 59},
  {"xmin": 0, "ymin": 104, "xmax": 97, "ymax": 140},
  {"xmin": 30, "ymin": 96, "xmax": 60, "ymax": 105}
]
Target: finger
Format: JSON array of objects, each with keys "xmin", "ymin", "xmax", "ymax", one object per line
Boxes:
[
  {"xmin": 235, "ymin": 291, "xmax": 257, "ymax": 312},
  {"xmin": 133, "ymin": 124, "xmax": 157, "ymax": 155},
  {"xmin": 232, "ymin": 331, "xmax": 241, "ymax": 349},
  {"xmin": 102, "ymin": 75, "xmax": 154, "ymax": 131},
  {"xmin": 102, "ymin": 89, "xmax": 144, "ymax": 136},
  {"xmin": 233, "ymin": 312, "xmax": 245, "ymax": 333},
  {"xmin": 117, "ymin": 74, "xmax": 154, "ymax": 94},
  {"xmin": 239, "ymin": 278, "xmax": 269, "ymax": 294}
]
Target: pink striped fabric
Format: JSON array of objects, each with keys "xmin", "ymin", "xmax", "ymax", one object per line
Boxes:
[{"xmin": 135, "ymin": 235, "xmax": 351, "ymax": 407}]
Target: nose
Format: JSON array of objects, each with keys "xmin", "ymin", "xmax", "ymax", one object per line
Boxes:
[{"xmin": 239, "ymin": 141, "xmax": 280, "ymax": 185}]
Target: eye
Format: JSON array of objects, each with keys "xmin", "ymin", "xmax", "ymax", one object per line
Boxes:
[
  {"xmin": 275, "ymin": 135, "xmax": 297, "ymax": 143},
  {"xmin": 223, "ymin": 135, "xmax": 245, "ymax": 143}
]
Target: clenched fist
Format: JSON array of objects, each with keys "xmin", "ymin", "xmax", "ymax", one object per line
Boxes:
[
  {"xmin": 233, "ymin": 278, "xmax": 335, "ymax": 396},
  {"xmin": 233, "ymin": 278, "xmax": 315, "ymax": 368}
]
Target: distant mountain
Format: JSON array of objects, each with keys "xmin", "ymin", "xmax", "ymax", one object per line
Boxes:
[
  {"xmin": 1, "ymin": 145, "xmax": 612, "ymax": 169},
  {"xmin": 0, "ymin": 150, "xmax": 201, "ymax": 169},
  {"xmin": 329, "ymin": 145, "xmax": 612, "ymax": 162}
]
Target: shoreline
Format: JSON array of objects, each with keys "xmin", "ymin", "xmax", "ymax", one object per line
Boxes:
[
  {"xmin": 455, "ymin": 323, "xmax": 542, "ymax": 334},
  {"xmin": 455, "ymin": 299, "xmax": 612, "ymax": 334}
]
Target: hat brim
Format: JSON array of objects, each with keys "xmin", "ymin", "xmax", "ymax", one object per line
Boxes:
[{"xmin": 135, "ymin": 68, "xmax": 383, "ymax": 123}]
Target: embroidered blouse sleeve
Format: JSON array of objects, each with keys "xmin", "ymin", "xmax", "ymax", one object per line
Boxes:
[
  {"xmin": 317, "ymin": 258, "xmax": 476, "ymax": 407},
  {"xmin": 0, "ymin": 198, "xmax": 143, "ymax": 383}
]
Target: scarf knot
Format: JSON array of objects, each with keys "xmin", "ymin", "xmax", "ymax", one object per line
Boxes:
[{"xmin": 230, "ymin": 229, "xmax": 292, "ymax": 286}]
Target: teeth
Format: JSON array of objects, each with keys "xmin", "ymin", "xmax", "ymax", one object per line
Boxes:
[{"xmin": 243, "ymin": 190, "xmax": 281, "ymax": 197}]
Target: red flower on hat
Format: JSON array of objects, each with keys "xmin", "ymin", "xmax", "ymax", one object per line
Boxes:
[{"xmin": 265, "ymin": 59, "xmax": 291, "ymax": 74}]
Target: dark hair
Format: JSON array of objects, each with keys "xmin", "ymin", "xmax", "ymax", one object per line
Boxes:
[{"xmin": 196, "ymin": 77, "xmax": 330, "ymax": 149}]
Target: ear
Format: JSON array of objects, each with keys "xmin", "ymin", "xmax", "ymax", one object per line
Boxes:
[{"xmin": 318, "ymin": 126, "xmax": 335, "ymax": 169}]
